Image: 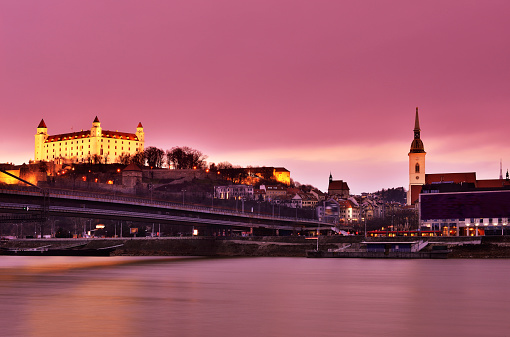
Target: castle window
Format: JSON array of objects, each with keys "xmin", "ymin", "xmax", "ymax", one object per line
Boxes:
[{"xmin": 415, "ymin": 163, "xmax": 420, "ymax": 173}]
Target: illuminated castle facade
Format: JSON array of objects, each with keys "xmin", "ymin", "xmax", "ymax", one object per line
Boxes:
[{"xmin": 34, "ymin": 117, "xmax": 144, "ymax": 163}]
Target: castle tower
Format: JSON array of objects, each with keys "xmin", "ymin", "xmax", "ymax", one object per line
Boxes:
[
  {"xmin": 136, "ymin": 122, "xmax": 144, "ymax": 151},
  {"xmin": 407, "ymin": 107, "xmax": 426, "ymax": 205},
  {"xmin": 34, "ymin": 119, "xmax": 48, "ymax": 161},
  {"xmin": 90, "ymin": 116, "xmax": 102, "ymax": 158}
]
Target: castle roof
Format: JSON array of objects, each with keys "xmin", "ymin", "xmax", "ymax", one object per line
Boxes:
[
  {"xmin": 45, "ymin": 129, "xmax": 139, "ymax": 143},
  {"xmin": 38, "ymin": 119, "xmax": 47, "ymax": 128}
]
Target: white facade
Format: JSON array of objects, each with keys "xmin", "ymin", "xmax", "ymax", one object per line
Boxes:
[
  {"xmin": 215, "ymin": 185, "xmax": 254, "ymax": 200},
  {"xmin": 35, "ymin": 117, "xmax": 144, "ymax": 163}
]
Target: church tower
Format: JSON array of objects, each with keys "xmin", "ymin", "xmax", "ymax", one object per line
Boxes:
[
  {"xmin": 407, "ymin": 107, "xmax": 426, "ymax": 205},
  {"xmin": 34, "ymin": 119, "xmax": 48, "ymax": 161}
]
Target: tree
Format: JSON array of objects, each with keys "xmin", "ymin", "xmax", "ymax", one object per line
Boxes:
[
  {"xmin": 38, "ymin": 161, "xmax": 48, "ymax": 173},
  {"xmin": 217, "ymin": 162, "xmax": 233, "ymax": 170},
  {"xmin": 145, "ymin": 146, "xmax": 165, "ymax": 168},
  {"xmin": 118, "ymin": 153, "xmax": 131, "ymax": 165},
  {"xmin": 92, "ymin": 154, "xmax": 102, "ymax": 164},
  {"xmin": 131, "ymin": 151, "xmax": 145, "ymax": 167},
  {"xmin": 166, "ymin": 146, "xmax": 207, "ymax": 169}
]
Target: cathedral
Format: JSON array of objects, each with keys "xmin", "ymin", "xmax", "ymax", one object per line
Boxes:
[
  {"xmin": 34, "ymin": 117, "xmax": 144, "ymax": 163},
  {"xmin": 407, "ymin": 108, "xmax": 509, "ymax": 205}
]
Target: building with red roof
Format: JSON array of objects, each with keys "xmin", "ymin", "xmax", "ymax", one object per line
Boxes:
[{"xmin": 35, "ymin": 116, "xmax": 144, "ymax": 163}]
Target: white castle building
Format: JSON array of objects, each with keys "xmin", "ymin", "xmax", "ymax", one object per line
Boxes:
[{"xmin": 34, "ymin": 116, "xmax": 144, "ymax": 163}]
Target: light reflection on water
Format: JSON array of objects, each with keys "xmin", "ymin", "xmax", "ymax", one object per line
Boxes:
[{"xmin": 1, "ymin": 257, "xmax": 510, "ymax": 337}]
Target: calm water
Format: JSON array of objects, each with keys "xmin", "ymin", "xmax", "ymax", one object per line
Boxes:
[{"xmin": 0, "ymin": 256, "xmax": 509, "ymax": 337}]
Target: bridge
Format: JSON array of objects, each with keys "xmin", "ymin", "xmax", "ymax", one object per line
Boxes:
[{"xmin": 0, "ymin": 185, "xmax": 324, "ymax": 236}]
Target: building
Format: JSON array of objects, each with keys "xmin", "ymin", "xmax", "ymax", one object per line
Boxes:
[
  {"xmin": 316, "ymin": 199, "xmax": 340, "ymax": 224},
  {"xmin": 420, "ymin": 185, "xmax": 510, "ymax": 236},
  {"xmin": 263, "ymin": 185, "xmax": 287, "ymax": 201},
  {"xmin": 215, "ymin": 184, "xmax": 254, "ymax": 200},
  {"xmin": 35, "ymin": 117, "xmax": 144, "ymax": 164},
  {"xmin": 406, "ymin": 108, "xmax": 510, "ymax": 205},
  {"xmin": 407, "ymin": 107, "xmax": 426, "ymax": 205},
  {"xmin": 337, "ymin": 198, "xmax": 359, "ymax": 224},
  {"xmin": 328, "ymin": 173, "xmax": 350, "ymax": 198},
  {"xmin": 406, "ymin": 108, "xmax": 510, "ymax": 236},
  {"xmin": 244, "ymin": 167, "xmax": 291, "ymax": 185}
]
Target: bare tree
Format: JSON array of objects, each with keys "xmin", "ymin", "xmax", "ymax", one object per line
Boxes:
[
  {"xmin": 145, "ymin": 146, "xmax": 165, "ymax": 168},
  {"xmin": 166, "ymin": 146, "xmax": 207, "ymax": 169},
  {"xmin": 92, "ymin": 154, "xmax": 102, "ymax": 164},
  {"xmin": 118, "ymin": 153, "xmax": 131, "ymax": 165},
  {"xmin": 131, "ymin": 151, "xmax": 145, "ymax": 167}
]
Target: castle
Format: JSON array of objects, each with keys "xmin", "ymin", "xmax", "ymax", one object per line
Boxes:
[{"xmin": 34, "ymin": 117, "xmax": 144, "ymax": 163}]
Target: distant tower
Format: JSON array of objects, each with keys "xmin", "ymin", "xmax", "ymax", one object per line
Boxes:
[
  {"xmin": 90, "ymin": 116, "xmax": 102, "ymax": 158},
  {"xmin": 500, "ymin": 159, "xmax": 503, "ymax": 180},
  {"xmin": 329, "ymin": 172, "xmax": 333, "ymax": 184},
  {"xmin": 136, "ymin": 122, "xmax": 144, "ymax": 151},
  {"xmin": 407, "ymin": 107, "xmax": 426, "ymax": 205},
  {"xmin": 34, "ymin": 119, "xmax": 48, "ymax": 161}
]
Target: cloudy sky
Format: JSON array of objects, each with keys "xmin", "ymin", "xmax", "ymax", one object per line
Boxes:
[{"xmin": 1, "ymin": 0, "xmax": 509, "ymax": 194}]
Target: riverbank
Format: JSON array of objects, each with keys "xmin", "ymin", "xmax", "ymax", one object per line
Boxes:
[{"xmin": 2, "ymin": 236, "xmax": 510, "ymax": 258}]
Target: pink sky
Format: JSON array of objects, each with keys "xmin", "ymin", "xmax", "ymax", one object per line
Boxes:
[{"xmin": 1, "ymin": 0, "xmax": 510, "ymax": 194}]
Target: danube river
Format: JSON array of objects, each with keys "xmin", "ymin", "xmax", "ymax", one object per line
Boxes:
[{"xmin": 1, "ymin": 256, "xmax": 509, "ymax": 337}]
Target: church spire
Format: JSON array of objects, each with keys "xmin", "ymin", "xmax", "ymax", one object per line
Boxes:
[
  {"xmin": 414, "ymin": 107, "xmax": 420, "ymax": 132},
  {"xmin": 410, "ymin": 107, "xmax": 425, "ymax": 153}
]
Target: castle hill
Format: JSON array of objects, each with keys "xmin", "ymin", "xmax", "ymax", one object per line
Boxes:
[{"xmin": 1, "ymin": 113, "xmax": 510, "ymax": 258}]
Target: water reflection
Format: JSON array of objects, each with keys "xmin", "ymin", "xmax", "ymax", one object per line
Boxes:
[{"xmin": 1, "ymin": 257, "xmax": 509, "ymax": 337}]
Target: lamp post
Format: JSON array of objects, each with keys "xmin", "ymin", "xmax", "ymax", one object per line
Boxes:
[{"xmin": 212, "ymin": 186, "xmax": 215, "ymax": 210}]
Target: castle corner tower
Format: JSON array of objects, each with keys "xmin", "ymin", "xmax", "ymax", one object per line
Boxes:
[
  {"xmin": 34, "ymin": 119, "xmax": 48, "ymax": 161},
  {"xmin": 407, "ymin": 107, "xmax": 426, "ymax": 205}
]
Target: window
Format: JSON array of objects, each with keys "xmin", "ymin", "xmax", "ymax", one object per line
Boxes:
[{"xmin": 415, "ymin": 163, "xmax": 420, "ymax": 173}]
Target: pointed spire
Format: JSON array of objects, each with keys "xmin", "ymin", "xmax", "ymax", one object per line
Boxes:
[
  {"xmin": 329, "ymin": 172, "xmax": 333, "ymax": 183},
  {"xmin": 93, "ymin": 116, "xmax": 100, "ymax": 123},
  {"xmin": 414, "ymin": 107, "xmax": 420, "ymax": 131},
  {"xmin": 137, "ymin": 122, "xmax": 143, "ymax": 128},
  {"xmin": 410, "ymin": 107, "xmax": 425, "ymax": 153},
  {"xmin": 37, "ymin": 119, "xmax": 47, "ymax": 128}
]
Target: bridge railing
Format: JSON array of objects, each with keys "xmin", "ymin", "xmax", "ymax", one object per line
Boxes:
[{"xmin": 0, "ymin": 184, "xmax": 321, "ymax": 225}]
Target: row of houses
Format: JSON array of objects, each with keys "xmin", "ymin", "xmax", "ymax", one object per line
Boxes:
[{"xmin": 213, "ymin": 181, "xmax": 408, "ymax": 226}]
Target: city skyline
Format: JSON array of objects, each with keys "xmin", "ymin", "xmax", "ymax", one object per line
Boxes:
[{"xmin": 2, "ymin": 1, "xmax": 510, "ymax": 194}]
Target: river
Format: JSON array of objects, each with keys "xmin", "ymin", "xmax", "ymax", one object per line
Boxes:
[{"xmin": 0, "ymin": 256, "xmax": 509, "ymax": 337}]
